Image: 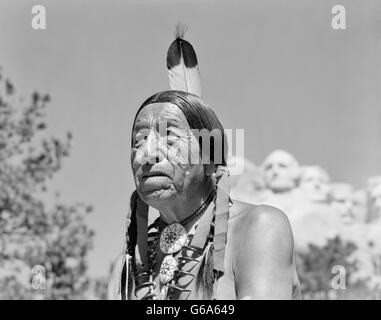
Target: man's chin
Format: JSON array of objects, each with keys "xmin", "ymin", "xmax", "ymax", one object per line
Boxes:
[{"xmin": 139, "ymin": 187, "xmax": 176, "ymax": 204}]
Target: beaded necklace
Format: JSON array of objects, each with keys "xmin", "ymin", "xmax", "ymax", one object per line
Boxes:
[
  {"xmin": 133, "ymin": 191, "xmax": 216, "ymax": 300},
  {"xmin": 155, "ymin": 191, "xmax": 216, "ymax": 231}
]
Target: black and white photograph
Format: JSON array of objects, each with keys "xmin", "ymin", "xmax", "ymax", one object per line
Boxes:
[{"xmin": 0, "ymin": 0, "xmax": 381, "ymax": 304}]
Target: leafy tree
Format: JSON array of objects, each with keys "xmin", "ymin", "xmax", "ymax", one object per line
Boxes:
[
  {"xmin": 0, "ymin": 67, "xmax": 94, "ymax": 299},
  {"xmin": 296, "ymin": 236, "xmax": 358, "ymax": 299},
  {"xmin": 296, "ymin": 235, "xmax": 381, "ymax": 300}
]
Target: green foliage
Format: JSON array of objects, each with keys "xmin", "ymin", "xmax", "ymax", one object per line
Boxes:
[{"xmin": 0, "ymin": 67, "xmax": 95, "ymax": 299}]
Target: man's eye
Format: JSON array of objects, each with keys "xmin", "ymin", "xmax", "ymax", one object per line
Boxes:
[
  {"xmin": 166, "ymin": 127, "xmax": 178, "ymax": 136},
  {"xmin": 134, "ymin": 134, "xmax": 147, "ymax": 147},
  {"xmin": 133, "ymin": 140, "xmax": 143, "ymax": 148},
  {"xmin": 166, "ymin": 134, "xmax": 178, "ymax": 144},
  {"xmin": 166, "ymin": 128, "xmax": 177, "ymax": 137}
]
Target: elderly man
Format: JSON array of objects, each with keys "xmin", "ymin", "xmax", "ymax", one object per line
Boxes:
[{"xmin": 108, "ymin": 90, "xmax": 301, "ymax": 300}]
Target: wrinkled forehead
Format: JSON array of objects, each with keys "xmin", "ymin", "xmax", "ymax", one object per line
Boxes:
[{"xmin": 133, "ymin": 102, "xmax": 189, "ymax": 130}]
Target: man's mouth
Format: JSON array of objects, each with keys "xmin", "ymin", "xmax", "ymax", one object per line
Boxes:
[{"xmin": 142, "ymin": 171, "xmax": 171, "ymax": 179}]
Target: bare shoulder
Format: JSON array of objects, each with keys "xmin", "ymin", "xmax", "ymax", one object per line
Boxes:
[
  {"xmin": 228, "ymin": 200, "xmax": 294, "ymax": 252},
  {"xmin": 225, "ymin": 200, "xmax": 298, "ymax": 299},
  {"xmin": 229, "ymin": 199, "xmax": 292, "ymax": 230}
]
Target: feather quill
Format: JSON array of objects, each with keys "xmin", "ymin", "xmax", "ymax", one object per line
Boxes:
[{"xmin": 166, "ymin": 24, "xmax": 202, "ymax": 97}]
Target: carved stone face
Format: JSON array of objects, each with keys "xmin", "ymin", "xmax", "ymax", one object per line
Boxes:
[
  {"xmin": 330, "ymin": 183, "xmax": 355, "ymax": 224},
  {"xmin": 366, "ymin": 176, "xmax": 381, "ymax": 222},
  {"xmin": 367, "ymin": 176, "xmax": 381, "ymax": 190},
  {"xmin": 372, "ymin": 185, "xmax": 381, "ymax": 210},
  {"xmin": 369, "ymin": 184, "xmax": 381, "ymax": 218},
  {"xmin": 262, "ymin": 150, "xmax": 300, "ymax": 193},
  {"xmin": 299, "ymin": 166, "xmax": 330, "ymax": 203},
  {"xmin": 351, "ymin": 189, "xmax": 367, "ymax": 223}
]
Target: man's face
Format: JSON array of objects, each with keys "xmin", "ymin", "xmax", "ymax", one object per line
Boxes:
[
  {"xmin": 352, "ymin": 190, "xmax": 367, "ymax": 223},
  {"xmin": 370, "ymin": 184, "xmax": 381, "ymax": 214},
  {"xmin": 330, "ymin": 184, "xmax": 354, "ymax": 224},
  {"xmin": 367, "ymin": 176, "xmax": 381, "ymax": 191},
  {"xmin": 262, "ymin": 150, "xmax": 300, "ymax": 193},
  {"xmin": 299, "ymin": 166, "xmax": 330, "ymax": 202},
  {"xmin": 131, "ymin": 103, "xmax": 206, "ymax": 207}
]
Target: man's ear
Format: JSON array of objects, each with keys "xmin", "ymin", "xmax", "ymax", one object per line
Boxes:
[{"xmin": 205, "ymin": 164, "xmax": 216, "ymax": 176}]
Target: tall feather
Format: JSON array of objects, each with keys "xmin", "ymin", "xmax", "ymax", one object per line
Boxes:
[{"xmin": 166, "ymin": 24, "xmax": 202, "ymax": 97}]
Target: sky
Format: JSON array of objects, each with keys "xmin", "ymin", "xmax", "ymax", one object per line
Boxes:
[{"xmin": 0, "ymin": 0, "xmax": 380, "ymax": 277}]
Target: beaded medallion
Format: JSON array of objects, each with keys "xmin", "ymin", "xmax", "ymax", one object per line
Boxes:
[
  {"xmin": 159, "ymin": 255, "xmax": 178, "ymax": 284},
  {"xmin": 131, "ymin": 190, "xmax": 218, "ymax": 300},
  {"xmin": 159, "ymin": 223, "xmax": 187, "ymax": 254}
]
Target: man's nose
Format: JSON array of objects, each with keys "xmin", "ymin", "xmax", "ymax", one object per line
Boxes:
[
  {"xmin": 344, "ymin": 200, "xmax": 353, "ymax": 210},
  {"xmin": 145, "ymin": 131, "xmax": 164, "ymax": 164}
]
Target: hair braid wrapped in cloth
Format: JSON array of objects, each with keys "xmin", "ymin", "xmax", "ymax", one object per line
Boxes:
[
  {"xmin": 120, "ymin": 191, "xmax": 137, "ymax": 300},
  {"xmin": 123, "ymin": 190, "xmax": 149, "ymax": 300},
  {"xmin": 213, "ymin": 165, "xmax": 230, "ymax": 277},
  {"xmin": 126, "ymin": 190, "xmax": 139, "ymax": 256}
]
